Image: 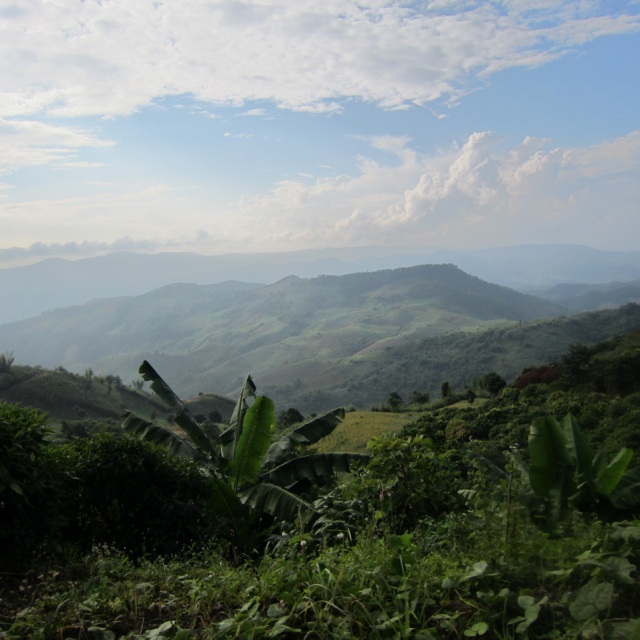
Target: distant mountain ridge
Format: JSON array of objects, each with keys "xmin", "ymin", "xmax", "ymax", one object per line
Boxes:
[
  {"xmin": 2, "ymin": 244, "xmax": 640, "ymax": 324},
  {"xmin": 0, "ymin": 263, "xmax": 565, "ymax": 406}
]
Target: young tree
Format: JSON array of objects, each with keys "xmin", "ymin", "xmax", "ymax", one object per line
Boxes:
[
  {"xmin": 387, "ymin": 391, "xmax": 404, "ymax": 412},
  {"xmin": 483, "ymin": 372, "xmax": 506, "ymax": 397}
]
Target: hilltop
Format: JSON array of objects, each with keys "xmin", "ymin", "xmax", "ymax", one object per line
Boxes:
[
  {"xmin": 2, "ymin": 244, "xmax": 640, "ymax": 325},
  {"xmin": 0, "ymin": 264, "xmax": 565, "ymax": 409}
]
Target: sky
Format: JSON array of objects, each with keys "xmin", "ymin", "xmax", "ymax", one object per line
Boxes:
[{"xmin": 1, "ymin": 0, "xmax": 640, "ymax": 266}]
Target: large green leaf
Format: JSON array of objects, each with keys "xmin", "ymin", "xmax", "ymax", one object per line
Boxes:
[
  {"xmin": 138, "ymin": 361, "xmax": 214, "ymax": 458},
  {"xmin": 230, "ymin": 395, "xmax": 275, "ymax": 489},
  {"xmin": 561, "ymin": 413, "xmax": 593, "ymax": 478},
  {"xmin": 261, "ymin": 452, "xmax": 371, "ymax": 487},
  {"xmin": 220, "ymin": 375, "xmax": 256, "ymax": 461},
  {"xmin": 240, "ymin": 482, "xmax": 317, "ymax": 523},
  {"xmin": 262, "ymin": 408, "xmax": 345, "ymax": 467},
  {"xmin": 208, "ymin": 476, "xmax": 247, "ymax": 524},
  {"xmin": 528, "ymin": 416, "xmax": 572, "ymax": 497},
  {"xmin": 610, "ymin": 465, "xmax": 640, "ymax": 509},
  {"xmin": 597, "ymin": 448, "xmax": 633, "ymax": 496},
  {"xmin": 121, "ymin": 410, "xmax": 205, "ymax": 461}
]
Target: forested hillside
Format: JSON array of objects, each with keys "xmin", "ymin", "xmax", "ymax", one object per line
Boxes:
[
  {"xmin": 0, "ymin": 264, "xmax": 566, "ymax": 408},
  {"xmin": 2, "ymin": 328, "xmax": 640, "ymax": 638}
]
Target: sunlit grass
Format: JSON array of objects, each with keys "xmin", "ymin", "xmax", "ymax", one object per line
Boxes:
[{"xmin": 315, "ymin": 410, "xmax": 419, "ymax": 453}]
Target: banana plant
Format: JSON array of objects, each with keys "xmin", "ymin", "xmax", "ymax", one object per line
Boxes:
[
  {"xmin": 528, "ymin": 413, "xmax": 640, "ymax": 530},
  {"xmin": 121, "ymin": 361, "xmax": 369, "ymax": 547}
]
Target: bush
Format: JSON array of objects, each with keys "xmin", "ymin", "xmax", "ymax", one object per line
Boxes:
[
  {"xmin": 49, "ymin": 433, "xmax": 224, "ymax": 558},
  {"xmin": 0, "ymin": 402, "xmax": 61, "ymax": 566},
  {"xmin": 359, "ymin": 433, "xmax": 465, "ymax": 531}
]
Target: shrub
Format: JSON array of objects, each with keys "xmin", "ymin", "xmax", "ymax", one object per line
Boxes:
[
  {"xmin": 360, "ymin": 433, "xmax": 464, "ymax": 531},
  {"xmin": 48, "ymin": 433, "xmax": 224, "ymax": 558},
  {"xmin": 0, "ymin": 402, "xmax": 61, "ymax": 566}
]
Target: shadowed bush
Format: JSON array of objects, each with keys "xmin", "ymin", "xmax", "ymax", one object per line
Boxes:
[{"xmin": 48, "ymin": 433, "xmax": 224, "ymax": 558}]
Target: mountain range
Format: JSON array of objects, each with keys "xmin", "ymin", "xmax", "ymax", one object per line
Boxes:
[
  {"xmin": 2, "ymin": 244, "xmax": 640, "ymax": 325},
  {"xmin": 3, "ymin": 245, "xmax": 640, "ymax": 413}
]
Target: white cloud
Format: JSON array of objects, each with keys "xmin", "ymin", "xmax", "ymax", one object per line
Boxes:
[
  {"xmin": 223, "ymin": 130, "xmax": 640, "ymax": 251},
  {"xmin": 0, "ymin": 118, "xmax": 114, "ymax": 173},
  {"xmin": 2, "ymin": 129, "xmax": 638, "ymax": 256},
  {"xmin": 237, "ymin": 109, "xmax": 267, "ymax": 117},
  {"xmin": 1, "ymin": 1, "xmax": 638, "ymax": 119},
  {"xmin": 0, "ymin": 182, "xmax": 208, "ymax": 247}
]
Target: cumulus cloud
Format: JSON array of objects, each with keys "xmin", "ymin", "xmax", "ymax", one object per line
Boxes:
[
  {"xmin": 225, "ymin": 130, "xmax": 640, "ymax": 251},
  {"xmin": 2, "ymin": 128, "xmax": 639, "ymax": 259},
  {"xmin": 1, "ymin": 1, "xmax": 638, "ymax": 119}
]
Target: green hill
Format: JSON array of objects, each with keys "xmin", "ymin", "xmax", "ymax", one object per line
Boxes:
[
  {"xmin": 0, "ymin": 362, "xmax": 235, "ymax": 434},
  {"xmin": 0, "ymin": 264, "xmax": 565, "ymax": 409}
]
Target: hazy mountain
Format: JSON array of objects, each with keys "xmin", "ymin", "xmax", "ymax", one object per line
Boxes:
[
  {"xmin": 536, "ymin": 280, "xmax": 640, "ymax": 312},
  {"xmin": 2, "ymin": 244, "xmax": 640, "ymax": 325},
  {"xmin": 0, "ymin": 264, "xmax": 565, "ymax": 406}
]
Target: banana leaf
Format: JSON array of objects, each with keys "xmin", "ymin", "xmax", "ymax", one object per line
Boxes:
[
  {"xmin": 528, "ymin": 415, "xmax": 573, "ymax": 498},
  {"xmin": 609, "ymin": 466, "xmax": 640, "ymax": 510},
  {"xmin": 230, "ymin": 395, "xmax": 275, "ymax": 489},
  {"xmin": 121, "ymin": 410, "xmax": 205, "ymax": 461},
  {"xmin": 262, "ymin": 408, "xmax": 345, "ymax": 467},
  {"xmin": 240, "ymin": 482, "xmax": 317, "ymax": 524},
  {"xmin": 138, "ymin": 360, "xmax": 215, "ymax": 458},
  {"xmin": 261, "ymin": 452, "xmax": 371, "ymax": 487},
  {"xmin": 220, "ymin": 375, "xmax": 256, "ymax": 461},
  {"xmin": 208, "ymin": 475, "xmax": 247, "ymax": 522},
  {"xmin": 561, "ymin": 413, "xmax": 593, "ymax": 479},
  {"xmin": 596, "ymin": 448, "xmax": 633, "ymax": 496}
]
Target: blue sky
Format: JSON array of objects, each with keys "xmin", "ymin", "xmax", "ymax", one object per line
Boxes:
[{"xmin": 1, "ymin": 1, "xmax": 639, "ymax": 266}]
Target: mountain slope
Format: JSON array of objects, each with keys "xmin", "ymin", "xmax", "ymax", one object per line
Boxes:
[
  {"xmin": 2, "ymin": 244, "xmax": 640, "ymax": 324},
  {"xmin": 0, "ymin": 264, "xmax": 564, "ymax": 401}
]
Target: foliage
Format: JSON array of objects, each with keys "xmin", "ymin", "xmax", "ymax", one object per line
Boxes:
[
  {"xmin": 0, "ymin": 351, "xmax": 14, "ymax": 373},
  {"xmin": 528, "ymin": 413, "xmax": 640, "ymax": 530},
  {"xmin": 0, "ymin": 403, "xmax": 61, "ymax": 566},
  {"xmin": 276, "ymin": 407, "xmax": 305, "ymax": 430},
  {"xmin": 48, "ymin": 433, "xmax": 223, "ymax": 558},
  {"xmin": 352, "ymin": 432, "xmax": 464, "ymax": 532},
  {"xmin": 3, "ymin": 502, "xmax": 638, "ymax": 639},
  {"xmin": 121, "ymin": 361, "xmax": 369, "ymax": 555},
  {"xmin": 5, "ymin": 321, "xmax": 640, "ymax": 638}
]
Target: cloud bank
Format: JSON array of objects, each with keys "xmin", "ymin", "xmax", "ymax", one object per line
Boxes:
[
  {"xmin": 2, "ymin": 1, "xmax": 639, "ymax": 119},
  {"xmin": 230, "ymin": 130, "xmax": 640, "ymax": 251},
  {"xmin": 3, "ymin": 130, "xmax": 637, "ymax": 258}
]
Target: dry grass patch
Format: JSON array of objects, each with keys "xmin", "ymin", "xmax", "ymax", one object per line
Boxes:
[{"xmin": 315, "ymin": 410, "xmax": 419, "ymax": 453}]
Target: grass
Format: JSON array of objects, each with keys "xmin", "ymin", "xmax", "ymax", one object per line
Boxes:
[{"xmin": 315, "ymin": 410, "xmax": 419, "ymax": 453}]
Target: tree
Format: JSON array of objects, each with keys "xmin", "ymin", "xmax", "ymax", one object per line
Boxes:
[
  {"xmin": 560, "ymin": 343, "xmax": 593, "ymax": 385},
  {"xmin": 121, "ymin": 361, "xmax": 369, "ymax": 553},
  {"xmin": 410, "ymin": 390, "xmax": 430, "ymax": 405},
  {"xmin": 277, "ymin": 407, "xmax": 304, "ymax": 429},
  {"xmin": 387, "ymin": 392, "xmax": 404, "ymax": 412},
  {"xmin": 0, "ymin": 403, "xmax": 60, "ymax": 566},
  {"xmin": 483, "ymin": 372, "xmax": 506, "ymax": 397},
  {"xmin": 0, "ymin": 351, "xmax": 14, "ymax": 373},
  {"xmin": 440, "ymin": 381, "xmax": 451, "ymax": 399}
]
